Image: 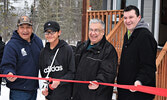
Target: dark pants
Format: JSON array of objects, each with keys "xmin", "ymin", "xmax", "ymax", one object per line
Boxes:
[{"xmin": 10, "ymin": 89, "xmax": 37, "ymax": 100}]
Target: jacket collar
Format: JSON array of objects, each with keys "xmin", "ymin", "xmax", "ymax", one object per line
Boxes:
[
  {"xmin": 86, "ymin": 35, "xmax": 106, "ymax": 53},
  {"xmin": 125, "ymin": 28, "xmax": 141, "ymax": 46}
]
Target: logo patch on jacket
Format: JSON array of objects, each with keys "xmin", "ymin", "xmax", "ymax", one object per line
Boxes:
[
  {"xmin": 21, "ymin": 48, "xmax": 27, "ymax": 56},
  {"xmin": 44, "ymin": 65, "xmax": 63, "ymax": 73}
]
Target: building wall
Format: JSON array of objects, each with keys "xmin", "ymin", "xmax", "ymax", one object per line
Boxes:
[
  {"xmin": 143, "ymin": 0, "xmax": 153, "ymax": 32},
  {"xmin": 159, "ymin": 0, "xmax": 167, "ymax": 45}
]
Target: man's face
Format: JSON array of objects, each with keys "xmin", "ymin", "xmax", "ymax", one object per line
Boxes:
[
  {"xmin": 44, "ymin": 29, "xmax": 61, "ymax": 44},
  {"xmin": 17, "ymin": 24, "xmax": 33, "ymax": 42},
  {"xmin": 89, "ymin": 23, "xmax": 104, "ymax": 45},
  {"xmin": 124, "ymin": 10, "xmax": 141, "ymax": 32}
]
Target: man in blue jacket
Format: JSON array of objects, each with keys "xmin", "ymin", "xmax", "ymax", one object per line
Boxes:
[{"xmin": 0, "ymin": 16, "xmax": 43, "ymax": 100}]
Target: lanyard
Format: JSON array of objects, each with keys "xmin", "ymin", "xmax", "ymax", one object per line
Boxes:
[
  {"xmin": 42, "ymin": 48, "xmax": 59, "ymax": 89},
  {"xmin": 46, "ymin": 48, "xmax": 59, "ymax": 78}
]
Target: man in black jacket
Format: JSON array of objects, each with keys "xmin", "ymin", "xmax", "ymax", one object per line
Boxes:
[
  {"xmin": 0, "ymin": 36, "xmax": 5, "ymax": 95},
  {"xmin": 117, "ymin": 5, "xmax": 157, "ymax": 100},
  {"xmin": 73, "ymin": 19, "xmax": 118, "ymax": 100}
]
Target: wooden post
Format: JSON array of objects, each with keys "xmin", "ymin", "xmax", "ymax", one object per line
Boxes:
[
  {"xmin": 81, "ymin": 0, "xmax": 89, "ymax": 42},
  {"xmin": 87, "ymin": 0, "xmax": 90, "ymax": 10}
]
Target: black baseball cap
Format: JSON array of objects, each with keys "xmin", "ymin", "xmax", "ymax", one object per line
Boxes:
[
  {"xmin": 17, "ymin": 16, "xmax": 32, "ymax": 26},
  {"xmin": 44, "ymin": 21, "xmax": 60, "ymax": 32}
]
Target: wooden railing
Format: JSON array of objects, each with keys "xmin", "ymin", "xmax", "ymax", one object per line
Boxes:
[
  {"xmin": 155, "ymin": 42, "xmax": 167, "ymax": 100},
  {"xmin": 85, "ymin": 10, "xmax": 124, "ymax": 41},
  {"xmin": 106, "ymin": 18, "xmax": 126, "ymax": 61}
]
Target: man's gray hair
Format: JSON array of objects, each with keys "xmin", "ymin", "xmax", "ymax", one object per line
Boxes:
[{"xmin": 89, "ymin": 19, "xmax": 105, "ymax": 29}]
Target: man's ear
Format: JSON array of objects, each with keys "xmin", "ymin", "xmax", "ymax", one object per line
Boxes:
[
  {"xmin": 102, "ymin": 30, "xmax": 105, "ymax": 35},
  {"xmin": 58, "ymin": 30, "xmax": 61, "ymax": 36},
  {"xmin": 138, "ymin": 15, "xmax": 141, "ymax": 19}
]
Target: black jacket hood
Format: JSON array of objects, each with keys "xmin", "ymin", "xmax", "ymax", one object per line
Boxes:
[{"xmin": 45, "ymin": 40, "xmax": 68, "ymax": 51}]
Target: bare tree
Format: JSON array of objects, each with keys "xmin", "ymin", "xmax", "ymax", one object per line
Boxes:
[
  {"xmin": 37, "ymin": 0, "xmax": 82, "ymax": 44},
  {"xmin": 1, "ymin": 0, "xmax": 18, "ymax": 42},
  {"xmin": 0, "ymin": 0, "xmax": 83, "ymax": 44}
]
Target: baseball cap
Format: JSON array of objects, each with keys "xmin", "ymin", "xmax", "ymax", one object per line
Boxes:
[
  {"xmin": 44, "ymin": 21, "xmax": 60, "ymax": 32},
  {"xmin": 17, "ymin": 16, "xmax": 32, "ymax": 26}
]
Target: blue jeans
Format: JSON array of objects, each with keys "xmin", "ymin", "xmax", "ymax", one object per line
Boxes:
[{"xmin": 10, "ymin": 89, "xmax": 37, "ymax": 100}]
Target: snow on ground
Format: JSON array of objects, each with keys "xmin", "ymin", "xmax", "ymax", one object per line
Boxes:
[{"xmin": 0, "ymin": 85, "xmax": 45, "ymax": 100}]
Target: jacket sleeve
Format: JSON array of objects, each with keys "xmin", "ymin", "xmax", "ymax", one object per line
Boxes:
[
  {"xmin": 1, "ymin": 43, "xmax": 17, "ymax": 76},
  {"xmin": 136, "ymin": 33, "xmax": 157, "ymax": 85},
  {"xmin": 96, "ymin": 46, "xmax": 118, "ymax": 83},
  {"xmin": 39, "ymin": 49, "xmax": 45, "ymax": 77},
  {"xmin": 0, "ymin": 41, "xmax": 5, "ymax": 63},
  {"xmin": 59, "ymin": 45, "xmax": 75, "ymax": 85},
  {"xmin": 0, "ymin": 41, "xmax": 5, "ymax": 88},
  {"xmin": 94, "ymin": 45, "xmax": 118, "ymax": 94}
]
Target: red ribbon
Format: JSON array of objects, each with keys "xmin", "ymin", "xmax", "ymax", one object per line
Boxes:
[{"xmin": 0, "ymin": 74, "xmax": 167, "ymax": 97}]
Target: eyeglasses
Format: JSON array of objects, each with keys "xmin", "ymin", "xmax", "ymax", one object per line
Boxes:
[
  {"xmin": 44, "ymin": 31, "xmax": 56, "ymax": 35},
  {"xmin": 89, "ymin": 28, "xmax": 102, "ymax": 33}
]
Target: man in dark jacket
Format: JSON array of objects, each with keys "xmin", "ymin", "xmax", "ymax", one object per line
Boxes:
[
  {"xmin": 0, "ymin": 36, "xmax": 5, "ymax": 95},
  {"xmin": 73, "ymin": 19, "xmax": 118, "ymax": 100},
  {"xmin": 0, "ymin": 16, "xmax": 43, "ymax": 100},
  {"xmin": 117, "ymin": 5, "xmax": 157, "ymax": 100}
]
